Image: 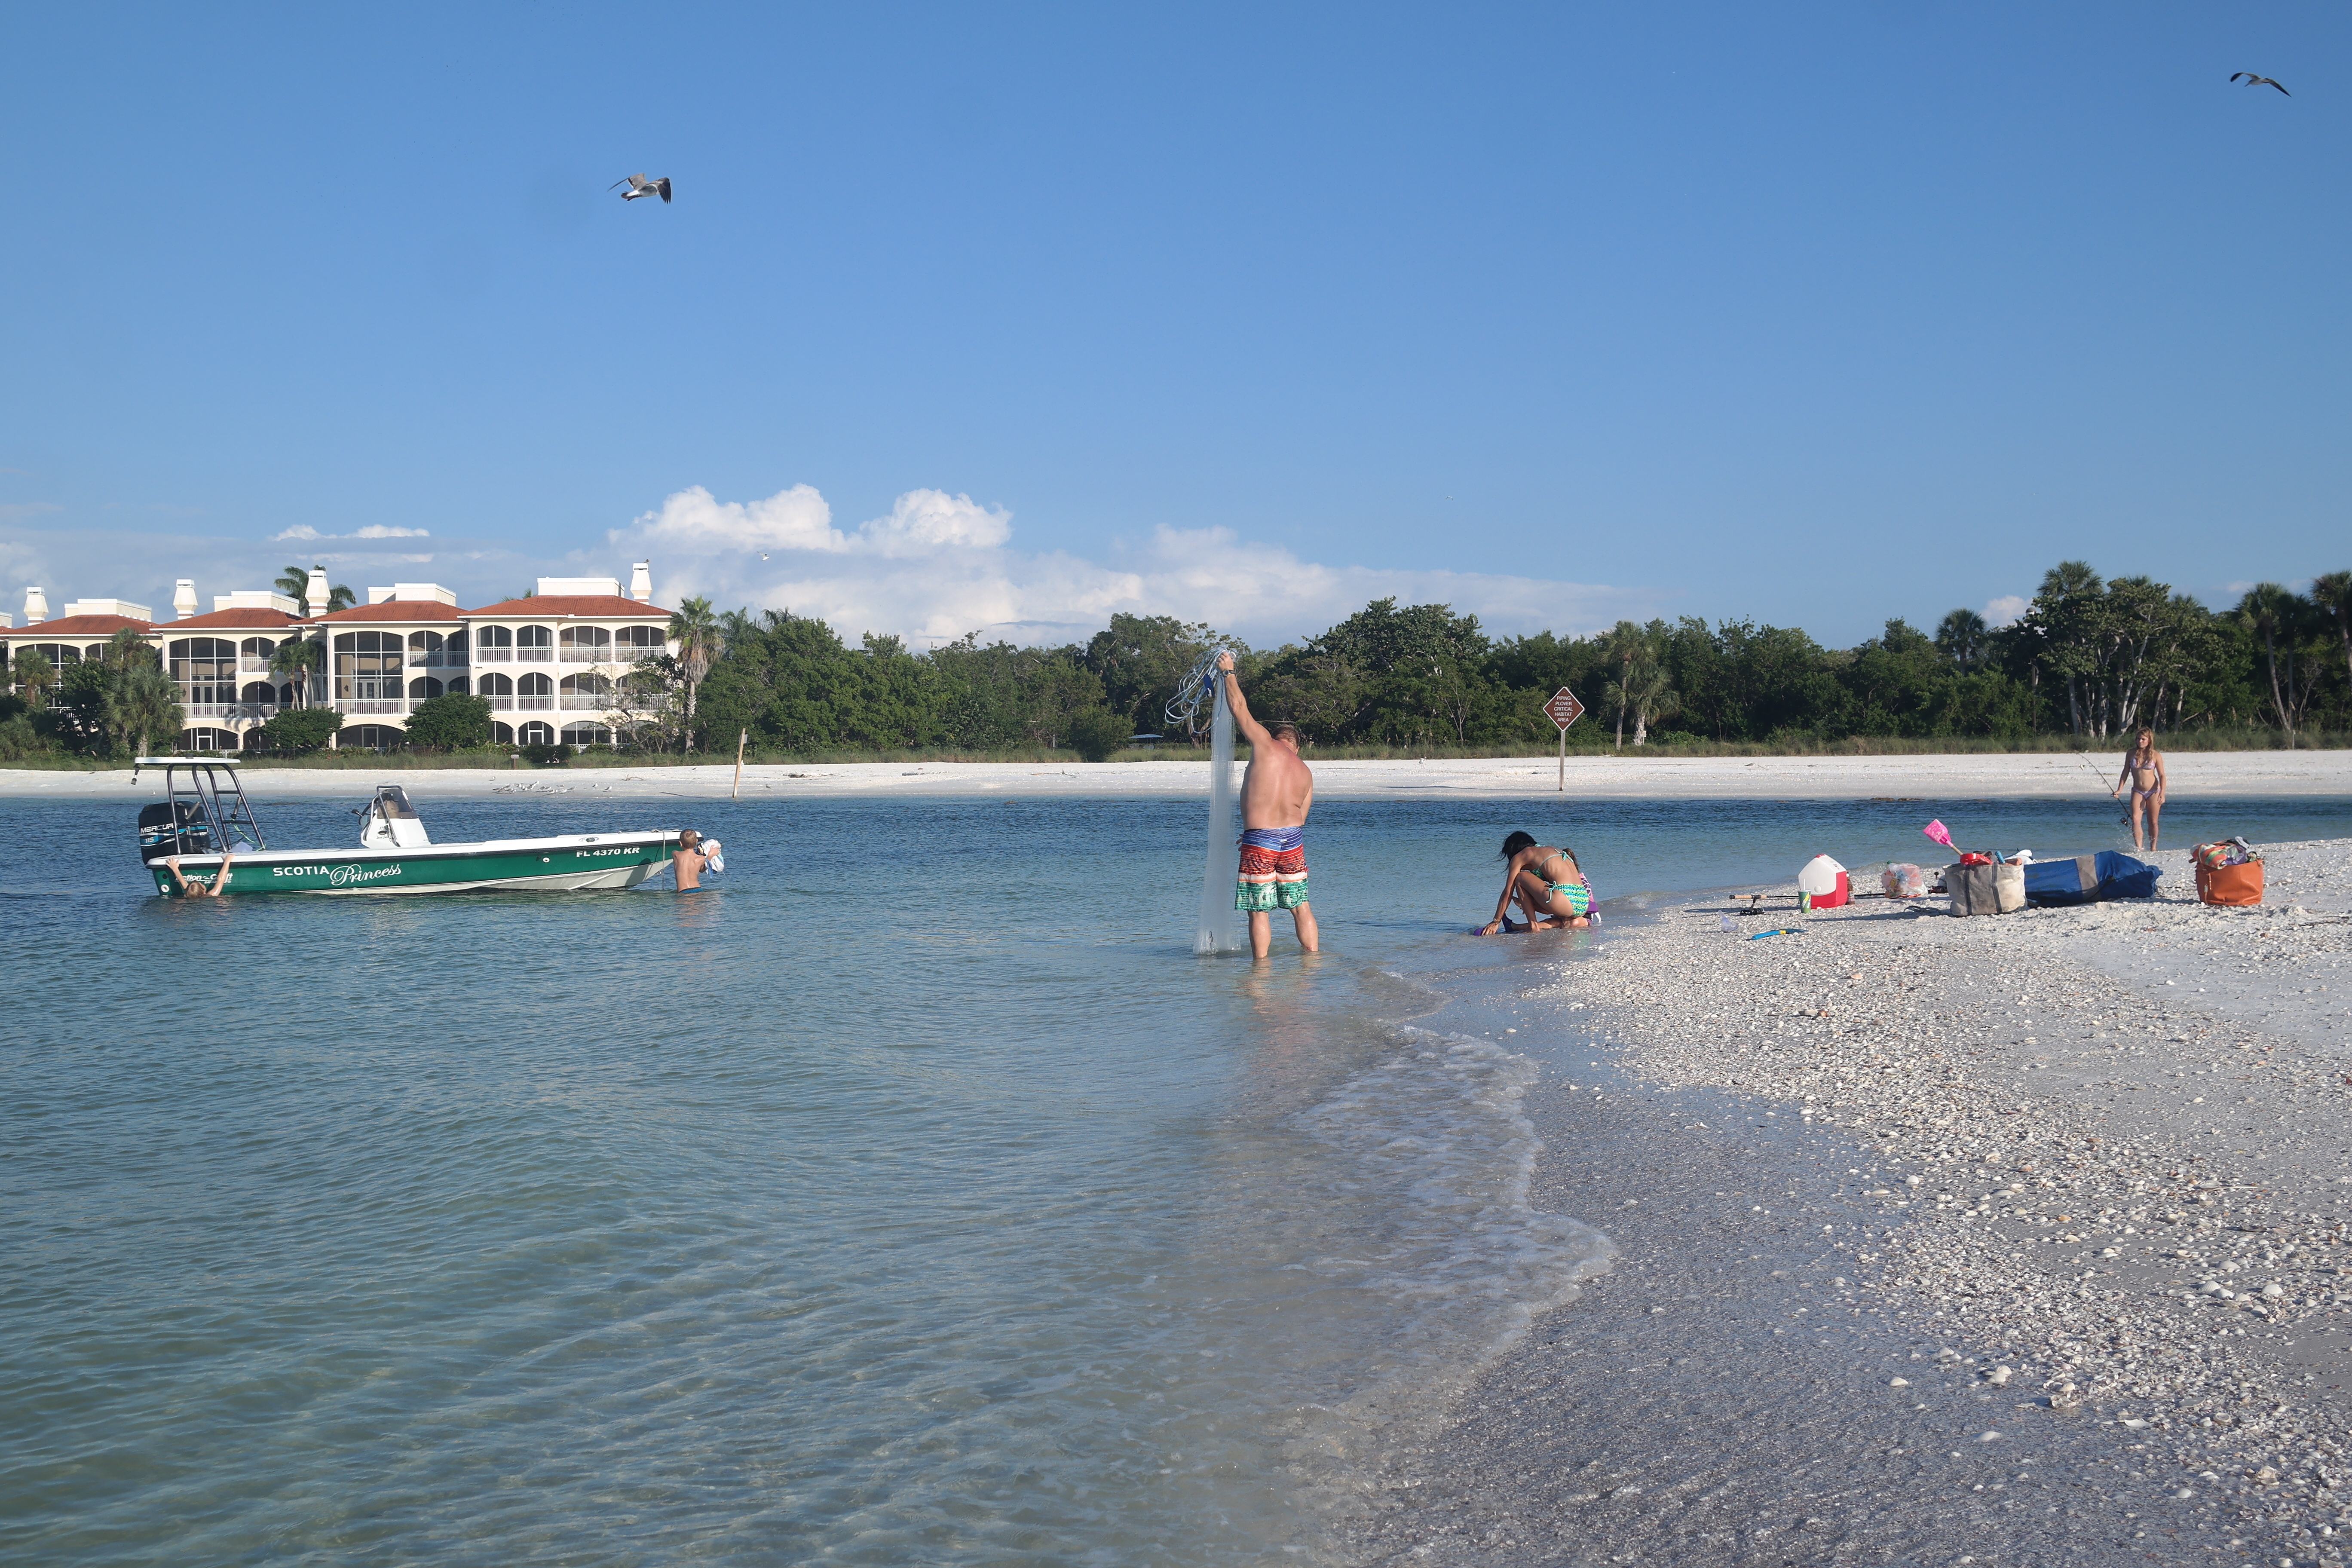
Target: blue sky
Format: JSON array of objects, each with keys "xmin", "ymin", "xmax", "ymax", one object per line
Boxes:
[{"xmin": 3, "ymin": 3, "xmax": 2345, "ymax": 647}]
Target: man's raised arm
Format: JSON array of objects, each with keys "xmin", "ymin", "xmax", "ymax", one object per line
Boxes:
[{"xmin": 1216, "ymin": 652, "xmax": 1274, "ymax": 750}]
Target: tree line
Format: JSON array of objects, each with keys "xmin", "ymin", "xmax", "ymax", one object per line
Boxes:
[
  {"xmin": 650, "ymin": 560, "xmax": 2352, "ymax": 756},
  {"xmin": 3, "ymin": 560, "xmax": 2347, "ymax": 761}
]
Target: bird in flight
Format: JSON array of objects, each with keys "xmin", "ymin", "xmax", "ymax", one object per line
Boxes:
[
  {"xmin": 2230, "ymin": 72, "xmax": 2289, "ymax": 96},
  {"xmin": 759, "ymin": 552, "xmax": 770, "ymax": 560},
  {"xmin": 611, "ymin": 174, "xmax": 674, "ymax": 202}
]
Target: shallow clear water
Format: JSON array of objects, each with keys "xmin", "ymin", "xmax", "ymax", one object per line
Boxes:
[{"xmin": 5, "ymin": 787, "xmax": 2348, "ymax": 1565}]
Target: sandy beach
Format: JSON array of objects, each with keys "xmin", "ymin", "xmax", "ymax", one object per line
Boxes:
[
  {"xmin": 1350, "ymin": 839, "xmax": 2352, "ymax": 1565},
  {"xmin": 4, "ymin": 748, "xmax": 2349, "ymax": 802}
]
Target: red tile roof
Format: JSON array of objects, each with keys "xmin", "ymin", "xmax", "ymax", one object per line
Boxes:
[
  {"xmin": 465, "ymin": 595, "xmax": 669, "ymax": 618},
  {"xmin": 159, "ymin": 607, "xmax": 302, "ymax": 631},
  {"xmin": 3, "ymin": 615, "xmax": 154, "ymax": 637},
  {"xmin": 314, "ymin": 600, "xmax": 464, "ymax": 623}
]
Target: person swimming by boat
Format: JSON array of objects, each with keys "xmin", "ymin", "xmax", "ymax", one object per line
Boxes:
[
  {"xmin": 2109, "ymin": 729, "xmax": 2167, "ymax": 851},
  {"xmin": 1478, "ymin": 832, "xmax": 1593, "ymax": 934},
  {"xmin": 666, "ymin": 830, "xmax": 712, "ymax": 891},
  {"xmin": 1218, "ymin": 651, "xmax": 1319, "ymax": 960},
  {"xmin": 162, "ymin": 851, "xmax": 233, "ymax": 898}
]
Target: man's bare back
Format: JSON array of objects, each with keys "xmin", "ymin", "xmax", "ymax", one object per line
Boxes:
[{"xmin": 1218, "ymin": 652, "xmax": 1318, "ymax": 957}]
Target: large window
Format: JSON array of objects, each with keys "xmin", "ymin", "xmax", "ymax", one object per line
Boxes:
[
  {"xmin": 333, "ymin": 631, "xmax": 405, "ymax": 710},
  {"xmin": 407, "ymin": 630, "xmax": 450, "ymax": 668},
  {"xmin": 516, "ymin": 625, "xmax": 553, "ymax": 662},
  {"xmin": 616, "ymin": 625, "xmax": 665, "ymax": 656},
  {"xmin": 517, "ymin": 672, "xmax": 554, "ymax": 710},
  {"xmin": 237, "ymin": 636, "xmax": 278, "ymax": 674},
  {"xmin": 477, "ymin": 671, "xmax": 514, "ymax": 710},
  {"xmin": 444, "ymin": 675, "xmax": 468, "ymax": 696},
  {"xmin": 408, "ymin": 677, "xmax": 444, "ymax": 701},
  {"xmin": 561, "ymin": 723, "xmax": 612, "ymax": 747},
  {"xmin": 475, "ymin": 625, "xmax": 513, "ymax": 662},
  {"xmin": 558, "ymin": 672, "xmax": 613, "ymax": 709},
  {"xmin": 23, "ymin": 643, "xmax": 84, "ymax": 669},
  {"xmin": 341, "ymin": 724, "xmax": 403, "ymax": 750},
  {"xmin": 517, "ymin": 720, "xmax": 555, "ymax": 746},
  {"xmin": 237, "ymin": 681, "xmax": 289, "ymax": 710},
  {"xmin": 491, "ymin": 721, "xmax": 514, "ymax": 745},
  {"xmin": 168, "ymin": 637, "xmax": 238, "ymax": 713},
  {"xmin": 176, "ymin": 727, "xmax": 239, "ymax": 752},
  {"xmin": 560, "ymin": 626, "xmax": 612, "ymax": 663}
]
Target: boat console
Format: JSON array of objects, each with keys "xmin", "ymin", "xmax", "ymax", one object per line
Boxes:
[{"xmin": 359, "ymin": 785, "xmax": 433, "ymax": 849}]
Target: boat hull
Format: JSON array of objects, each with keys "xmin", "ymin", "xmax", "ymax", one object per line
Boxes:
[{"xmin": 149, "ymin": 833, "xmax": 677, "ymax": 897}]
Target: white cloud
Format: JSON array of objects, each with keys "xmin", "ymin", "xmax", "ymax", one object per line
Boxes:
[
  {"xmin": 611, "ymin": 483, "xmax": 1654, "ymax": 647},
  {"xmin": 1983, "ymin": 594, "xmax": 2028, "ymax": 628},
  {"xmin": 271, "ymin": 524, "xmax": 430, "ymax": 541}
]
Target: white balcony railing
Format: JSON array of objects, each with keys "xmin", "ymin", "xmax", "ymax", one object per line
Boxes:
[
  {"xmin": 516, "ymin": 649, "xmax": 553, "ymax": 662},
  {"xmin": 237, "ymin": 657, "xmax": 276, "ymax": 674},
  {"xmin": 515, "ymin": 696, "xmax": 554, "ymax": 711},
  {"xmin": 343, "ymin": 699, "xmax": 406, "ymax": 715},
  {"xmin": 408, "ymin": 654, "xmax": 467, "ymax": 668},
  {"xmin": 185, "ymin": 704, "xmax": 229, "ymax": 718},
  {"xmin": 474, "ymin": 649, "xmax": 512, "ymax": 663},
  {"xmin": 484, "ymin": 696, "xmax": 514, "ymax": 711},
  {"xmin": 558, "ymin": 696, "xmax": 617, "ymax": 710},
  {"xmin": 559, "ymin": 649, "xmax": 613, "ymax": 664}
]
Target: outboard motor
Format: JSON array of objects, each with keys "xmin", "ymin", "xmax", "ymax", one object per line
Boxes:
[{"xmin": 137, "ymin": 801, "xmax": 216, "ymax": 863}]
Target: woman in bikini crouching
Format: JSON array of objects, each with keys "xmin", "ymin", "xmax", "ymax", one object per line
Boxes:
[
  {"xmin": 2110, "ymin": 728, "xmax": 2167, "ymax": 851},
  {"xmin": 1479, "ymin": 831, "xmax": 1594, "ymax": 934}
]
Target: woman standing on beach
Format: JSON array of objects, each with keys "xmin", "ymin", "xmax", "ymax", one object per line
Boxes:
[
  {"xmin": 1479, "ymin": 832, "xmax": 1594, "ymax": 934},
  {"xmin": 2110, "ymin": 729, "xmax": 2167, "ymax": 851}
]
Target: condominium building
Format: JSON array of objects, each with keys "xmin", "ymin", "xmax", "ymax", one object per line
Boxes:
[{"xmin": 2, "ymin": 566, "xmax": 675, "ymax": 750}]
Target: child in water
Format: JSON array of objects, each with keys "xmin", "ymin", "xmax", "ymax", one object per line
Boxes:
[{"xmin": 1478, "ymin": 832, "xmax": 1594, "ymax": 934}]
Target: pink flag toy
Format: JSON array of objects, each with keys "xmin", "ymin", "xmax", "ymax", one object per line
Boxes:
[{"xmin": 1923, "ymin": 820, "xmax": 1955, "ymax": 850}]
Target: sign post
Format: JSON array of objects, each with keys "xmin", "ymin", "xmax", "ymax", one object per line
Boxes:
[{"xmin": 1544, "ymin": 687, "xmax": 1584, "ymax": 793}]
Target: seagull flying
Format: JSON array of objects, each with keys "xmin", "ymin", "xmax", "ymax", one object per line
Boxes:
[
  {"xmin": 610, "ymin": 173, "xmax": 674, "ymax": 202},
  {"xmin": 2230, "ymin": 72, "xmax": 2290, "ymax": 96}
]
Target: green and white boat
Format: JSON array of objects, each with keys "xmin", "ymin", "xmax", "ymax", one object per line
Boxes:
[{"xmin": 137, "ymin": 759, "xmax": 678, "ymax": 897}]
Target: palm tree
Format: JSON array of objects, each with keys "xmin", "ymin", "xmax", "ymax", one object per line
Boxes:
[
  {"xmin": 2236, "ymin": 583, "xmax": 2306, "ymax": 735},
  {"xmin": 668, "ymin": 596, "xmax": 722, "ymax": 753},
  {"xmin": 1596, "ymin": 620, "xmax": 1648, "ymax": 748},
  {"xmin": 10, "ymin": 648, "xmax": 58, "ymax": 707},
  {"xmin": 1934, "ymin": 608, "xmax": 1989, "ymax": 668},
  {"xmin": 104, "ymin": 663, "xmax": 184, "ymax": 756},
  {"xmin": 2312, "ymin": 571, "xmax": 2352, "ymax": 693},
  {"xmin": 1603, "ymin": 656, "xmax": 1679, "ymax": 746},
  {"xmin": 277, "ymin": 566, "xmax": 355, "ymax": 613},
  {"xmin": 270, "ymin": 637, "xmax": 323, "ymax": 708}
]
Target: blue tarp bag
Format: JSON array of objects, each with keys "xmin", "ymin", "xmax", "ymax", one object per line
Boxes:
[{"xmin": 2021, "ymin": 851, "xmax": 2161, "ymax": 906}]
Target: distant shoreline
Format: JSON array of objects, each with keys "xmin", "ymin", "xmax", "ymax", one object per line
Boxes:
[{"xmin": 4, "ymin": 750, "xmax": 2349, "ymax": 802}]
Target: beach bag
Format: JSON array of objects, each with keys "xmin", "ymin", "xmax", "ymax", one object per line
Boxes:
[
  {"xmin": 2022, "ymin": 851, "xmax": 2161, "ymax": 907},
  {"xmin": 1947, "ymin": 861, "xmax": 2001, "ymax": 917},
  {"xmin": 1880, "ymin": 863, "xmax": 1929, "ymax": 900},
  {"xmin": 1798, "ymin": 854, "xmax": 1850, "ymax": 910},
  {"xmin": 2195, "ymin": 857, "xmax": 2262, "ymax": 907},
  {"xmin": 1994, "ymin": 861, "xmax": 2025, "ymax": 914}
]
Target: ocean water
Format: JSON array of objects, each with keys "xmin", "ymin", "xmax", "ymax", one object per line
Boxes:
[{"xmin": 6, "ymin": 786, "xmax": 2350, "ymax": 1565}]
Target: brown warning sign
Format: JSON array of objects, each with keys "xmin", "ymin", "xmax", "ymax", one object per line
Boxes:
[{"xmin": 1544, "ymin": 688, "xmax": 1585, "ymax": 730}]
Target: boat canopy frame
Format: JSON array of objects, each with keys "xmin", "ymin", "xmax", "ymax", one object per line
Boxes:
[{"xmin": 133, "ymin": 757, "xmax": 270, "ymax": 857}]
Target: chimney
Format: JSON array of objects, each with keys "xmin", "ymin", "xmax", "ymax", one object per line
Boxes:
[
  {"xmin": 306, "ymin": 566, "xmax": 329, "ymax": 619},
  {"xmin": 629, "ymin": 560, "xmax": 653, "ymax": 602},
  {"xmin": 174, "ymin": 580, "xmax": 199, "ymax": 620},
  {"xmin": 23, "ymin": 587, "xmax": 46, "ymax": 624}
]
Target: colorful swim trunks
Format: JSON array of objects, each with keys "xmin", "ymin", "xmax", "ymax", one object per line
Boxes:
[{"xmin": 1236, "ymin": 826, "xmax": 1310, "ymax": 912}]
